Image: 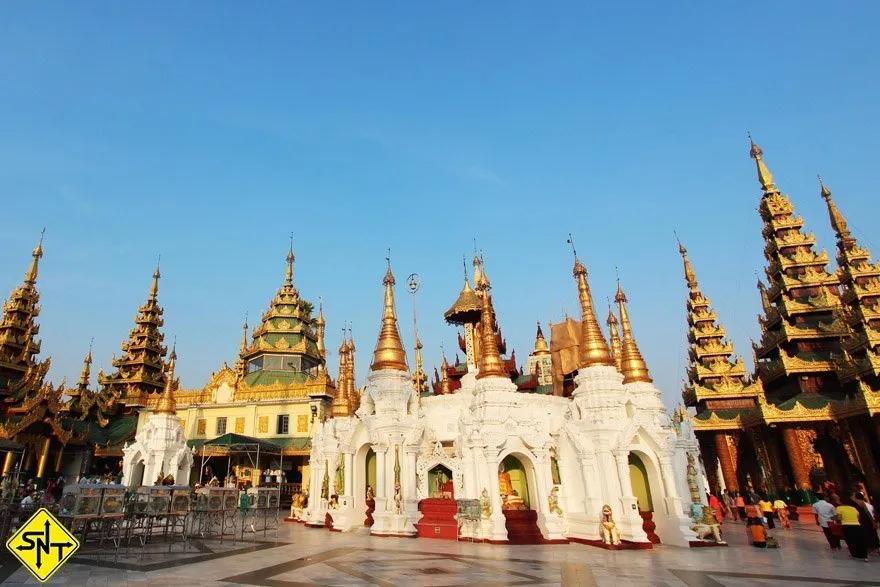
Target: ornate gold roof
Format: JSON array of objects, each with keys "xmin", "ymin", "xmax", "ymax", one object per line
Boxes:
[
  {"xmin": 370, "ymin": 259, "xmax": 408, "ymax": 372},
  {"xmin": 444, "ymin": 276, "xmax": 482, "ymax": 324}
]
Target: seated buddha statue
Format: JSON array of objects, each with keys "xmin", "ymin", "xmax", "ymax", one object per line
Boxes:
[{"xmin": 498, "ymin": 465, "xmax": 526, "ymax": 510}]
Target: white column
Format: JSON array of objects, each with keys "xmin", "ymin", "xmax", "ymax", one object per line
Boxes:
[
  {"xmin": 374, "ymin": 445, "xmax": 387, "ymax": 505},
  {"xmin": 343, "ymin": 452, "xmax": 353, "ymax": 497},
  {"xmin": 532, "ymin": 450, "xmax": 551, "ymax": 513},
  {"xmin": 658, "ymin": 455, "xmax": 679, "ymax": 499},
  {"xmin": 406, "ymin": 449, "xmax": 417, "ymax": 502},
  {"xmin": 614, "ymin": 449, "xmax": 634, "ymax": 499}
]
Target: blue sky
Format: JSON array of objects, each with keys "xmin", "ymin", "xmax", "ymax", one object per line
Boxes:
[{"xmin": 1, "ymin": 2, "xmax": 879, "ymax": 407}]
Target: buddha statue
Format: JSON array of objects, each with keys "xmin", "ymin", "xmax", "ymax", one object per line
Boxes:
[
  {"xmin": 600, "ymin": 504, "xmax": 621, "ymax": 545},
  {"xmin": 498, "ymin": 463, "xmax": 526, "ymax": 510},
  {"xmin": 686, "ymin": 453, "xmax": 701, "ymax": 504}
]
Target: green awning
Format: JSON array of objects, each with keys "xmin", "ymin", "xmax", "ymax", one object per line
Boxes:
[{"xmin": 203, "ymin": 433, "xmax": 282, "ymax": 453}]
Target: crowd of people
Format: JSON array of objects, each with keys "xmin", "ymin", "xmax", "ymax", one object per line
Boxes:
[{"xmin": 700, "ymin": 484, "xmax": 880, "ymax": 561}]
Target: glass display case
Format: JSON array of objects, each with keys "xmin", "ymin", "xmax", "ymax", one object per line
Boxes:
[
  {"xmin": 136, "ymin": 486, "xmax": 173, "ymax": 514},
  {"xmin": 195, "ymin": 487, "xmax": 238, "ymax": 510},
  {"xmin": 247, "ymin": 487, "xmax": 280, "ymax": 509},
  {"xmin": 100, "ymin": 485, "xmax": 126, "ymax": 515},
  {"xmin": 171, "ymin": 488, "xmax": 192, "ymax": 514}
]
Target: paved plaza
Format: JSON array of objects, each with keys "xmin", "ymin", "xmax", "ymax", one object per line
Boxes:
[{"xmin": 1, "ymin": 520, "xmax": 878, "ymax": 586}]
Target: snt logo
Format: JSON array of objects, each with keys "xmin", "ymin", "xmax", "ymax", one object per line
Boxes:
[{"xmin": 6, "ymin": 508, "xmax": 80, "ymax": 583}]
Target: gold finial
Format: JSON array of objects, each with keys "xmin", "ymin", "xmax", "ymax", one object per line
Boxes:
[
  {"xmin": 615, "ymin": 280, "xmax": 653, "ymax": 383},
  {"xmin": 533, "ymin": 321, "xmax": 550, "ymax": 356},
  {"xmin": 285, "ymin": 235, "xmax": 295, "ymax": 287},
  {"xmin": 24, "ymin": 229, "xmax": 45, "ymax": 284},
  {"xmin": 606, "ymin": 302, "xmax": 622, "ymax": 372},
  {"xmin": 748, "ymin": 132, "xmax": 777, "ymax": 194},
  {"xmin": 239, "ymin": 313, "xmax": 249, "ymax": 353},
  {"xmin": 78, "ymin": 338, "xmax": 94, "ymax": 388},
  {"xmin": 818, "ymin": 175, "xmax": 851, "ymax": 239},
  {"xmin": 439, "ymin": 349, "xmax": 451, "ymax": 394},
  {"xmin": 475, "ymin": 258, "xmax": 507, "ymax": 379},
  {"xmin": 315, "ymin": 298, "xmax": 326, "ymax": 361},
  {"xmin": 149, "ymin": 256, "xmax": 161, "ymax": 301},
  {"xmin": 371, "ymin": 254, "xmax": 408, "ymax": 372},
  {"xmin": 676, "ymin": 236, "xmax": 699, "ymax": 290},
  {"xmin": 567, "ymin": 235, "xmax": 614, "ymax": 368},
  {"xmin": 154, "ymin": 342, "xmax": 177, "ymax": 415},
  {"xmin": 332, "ymin": 327, "xmax": 353, "ymax": 417}
]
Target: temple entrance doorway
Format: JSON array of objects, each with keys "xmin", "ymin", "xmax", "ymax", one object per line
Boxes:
[
  {"xmin": 499, "ymin": 453, "xmax": 544, "ymax": 544},
  {"xmin": 415, "ymin": 464, "xmax": 457, "ymax": 540},
  {"xmin": 499, "ymin": 455, "xmax": 530, "ymax": 510},
  {"xmin": 129, "ymin": 458, "xmax": 145, "ymax": 488},
  {"xmin": 629, "ymin": 453, "xmax": 654, "ymax": 512},
  {"xmin": 629, "ymin": 451, "xmax": 660, "ymax": 544},
  {"xmin": 354, "ymin": 446, "xmax": 376, "ymax": 527},
  {"xmin": 428, "ymin": 464, "xmax": 453, "ymax": 499}
]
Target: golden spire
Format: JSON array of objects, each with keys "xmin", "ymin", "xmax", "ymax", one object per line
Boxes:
[
  {"xmin": 606, "ymin": 303, "xmax": 622, "ymax": 372},
  {"xmin": 346, "ymin": 324, "xmax": 360, "ymax": 410},
  {"xmin": 316, "ymin": 297, "xmax": 326, "ymax": 361},
  {"xmin": 239, "ymin": 317, "xmax": 249, "ymax": 354},
  {"xmin": 149, "ymin": 258, "xmax": 161, "ymax": 302},
  {"xmin": 439, "ymin": 351, "xmax": 451, "ymax": 394},
  {"xmin": 568, "ymin": 235, "xmax": 614, "ymax": 368},
  {"xmin": 78, "ymin": 339, "xmax": 93, "ymax": 388},
  {"xmin": 615, "ymin": 280, "xmax": 653, "ymax": 383},
  {"xmin": 748, "ymin": 132, "xmax": 777, "ymax": 194},
  {"xmin": 24, "ymin": 229, "xmax": 45, "ymax": 285},
  {"xmin": 331, "ymin": 325, "xmax": 352, "ymax": 417},
  {"xmin": 819, "ymin": 176, "xmax": 851, "ymax": 239},
  {"xmin": 678, "ymin": 239, "xmax": 698, "ymax": 290},
  {"xmin": 533, "ymin": 322, "xmax": 550, "ymax": 356},
  {"xmin": 371, "ymin": 253, "xmax": 408, "ymax": 372},
  {"xmin": 154, "ymin": 344, "xmax": 177, "ymax": 415},
  {"xmin": 475, "ymin": 260, "xmax": 507, "ymax": 379},
  {"xmin": 285, "ymin": 234, "xmax": 295, "ymax": 287}
]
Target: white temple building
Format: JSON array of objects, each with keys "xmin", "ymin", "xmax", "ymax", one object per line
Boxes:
[
  {"xmin": 305, "ymin": 253, "xmax": 708, "ymax": 548},
  {"xmin": 122, "ymin": 350, "xmax": 194, "ymax": 487}
]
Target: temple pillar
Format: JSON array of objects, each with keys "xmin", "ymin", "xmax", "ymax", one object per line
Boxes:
[
  {"xmin": 53, "ymin": 445, "xmax": 65, "ymax": 478},
  {"xmin": 2, "ymin": 451, "xmax": 17, "ymax": 477},
  {"xmin": 532, "ymin": 449, "xmax": 551, "ymax": 513},
  {"xmin": 343, "ymin": 452, "xmax": 353, "ymax": 497},
  {"xmin": 36, "ymin": 438, "xmax": 51, "ymax": 480},
  {"xmin": 327, "ymin": 456, "xmax": 337, "ymax": 497},
  {"xmin": 486, "ymin": 451, "xmax": 507, "ymax": 541},
  {"xmin": 580, "ymin": 457, "xmax": 601, "ymax": 516},
  {"xmin": 714, "ymin": 432, "xmax": 739, "ymax": 492},
  {"xmin": 763, "ymin": 429, "xmax": 788, "ymax": 493},
  {"xmin": 781, "ymin": 427, "xmax": 811, "ymax": 491}
]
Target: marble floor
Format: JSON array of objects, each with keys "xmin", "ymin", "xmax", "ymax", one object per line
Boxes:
[{"xmin": 1, "ymin": 519, "xmax": 878, "ymax": 586}]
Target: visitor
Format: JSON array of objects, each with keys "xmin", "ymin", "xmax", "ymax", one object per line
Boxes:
[
  {"xmin": 708, "ymin": 493, "xmax": 723, "ymax": 525},
  {"xmin": 759, "ymin": 495, "xmax": 775, "ymax": 529},
  {"xmin": 773, "ymin": 495, "xmax": 791, "ymax": 529},
  {"xmin": 735, "ymin": 491, "xmax": 747, "ymax": 520},
  {"xmin": 723, "ymin": 490, "xmax": 737, "ymax": 521},
  {"xmin": 836, "ymin": 490, "xmax": 868, "ymax": 561},
  {"xmin": 813, "ymin": 492, "xmax": 842, "ymax": 550},
  {"xmin": 854, "ymin": 492, "xmax": 880, "ymax": 555},
  {"xmin": 746, "ymin": 514, "xmax": 767, "ymax": 548},
  {"xmin": 20, "ymin": 490, "xmax": 35, "ymax": 512}
]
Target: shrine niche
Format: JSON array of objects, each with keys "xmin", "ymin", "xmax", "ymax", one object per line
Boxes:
[{"xmin": 499, "ymin": 455, "xmax": 530, "ymax": 510}]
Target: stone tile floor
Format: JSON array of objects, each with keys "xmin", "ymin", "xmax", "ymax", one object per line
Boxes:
[{"xmin": 2, "ymin": 519, "xmax": 879, "ymax": 585}]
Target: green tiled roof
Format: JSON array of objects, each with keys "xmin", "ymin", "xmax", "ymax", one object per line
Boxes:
[
  {"xmin": 694, "ymin": 408, "xmax": 752, "ymax": 421},
  {"xmin": 773, "ymin": 392, "xmax": 845, "ymax": 412}
]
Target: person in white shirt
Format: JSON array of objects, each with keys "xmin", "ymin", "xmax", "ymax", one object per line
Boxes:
[{"xmin": 812, "ymin": 493, "xmax": 841, "ymax": 550}]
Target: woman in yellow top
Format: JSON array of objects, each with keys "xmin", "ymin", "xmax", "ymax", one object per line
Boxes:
[
  {"xmin": 759, "ymin": 496, "xmax": 775, "ymax": 529},
  {"xmin": 836, "ymin": 490, "xmax": 868, "ymax": 561},
  {"xmin": 773, "ymin": 497, "xmax": 791, "ymax": 529}
]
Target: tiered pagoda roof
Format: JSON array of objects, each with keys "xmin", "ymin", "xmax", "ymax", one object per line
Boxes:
[
  {"xmin": 98, "ymin": 264, "xmax": 169, "ymax": 409},
  {"xmin": 0, "ymin": 235, "xmax": 51, "ymax": 412},
  {"xmin": 821, "ymin": 180, "xmax": 880, "ymax": 390},
  {"xmin": 748, "ymin": 137, "xmax": 847, "ymax": 403},
  {"xmin": 679, "ymin": 242, "xmax": 762, "ymax": 428},
  {"xmin": 238, "ymin": 244, "xmax": 329, "ymax": 392}
]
